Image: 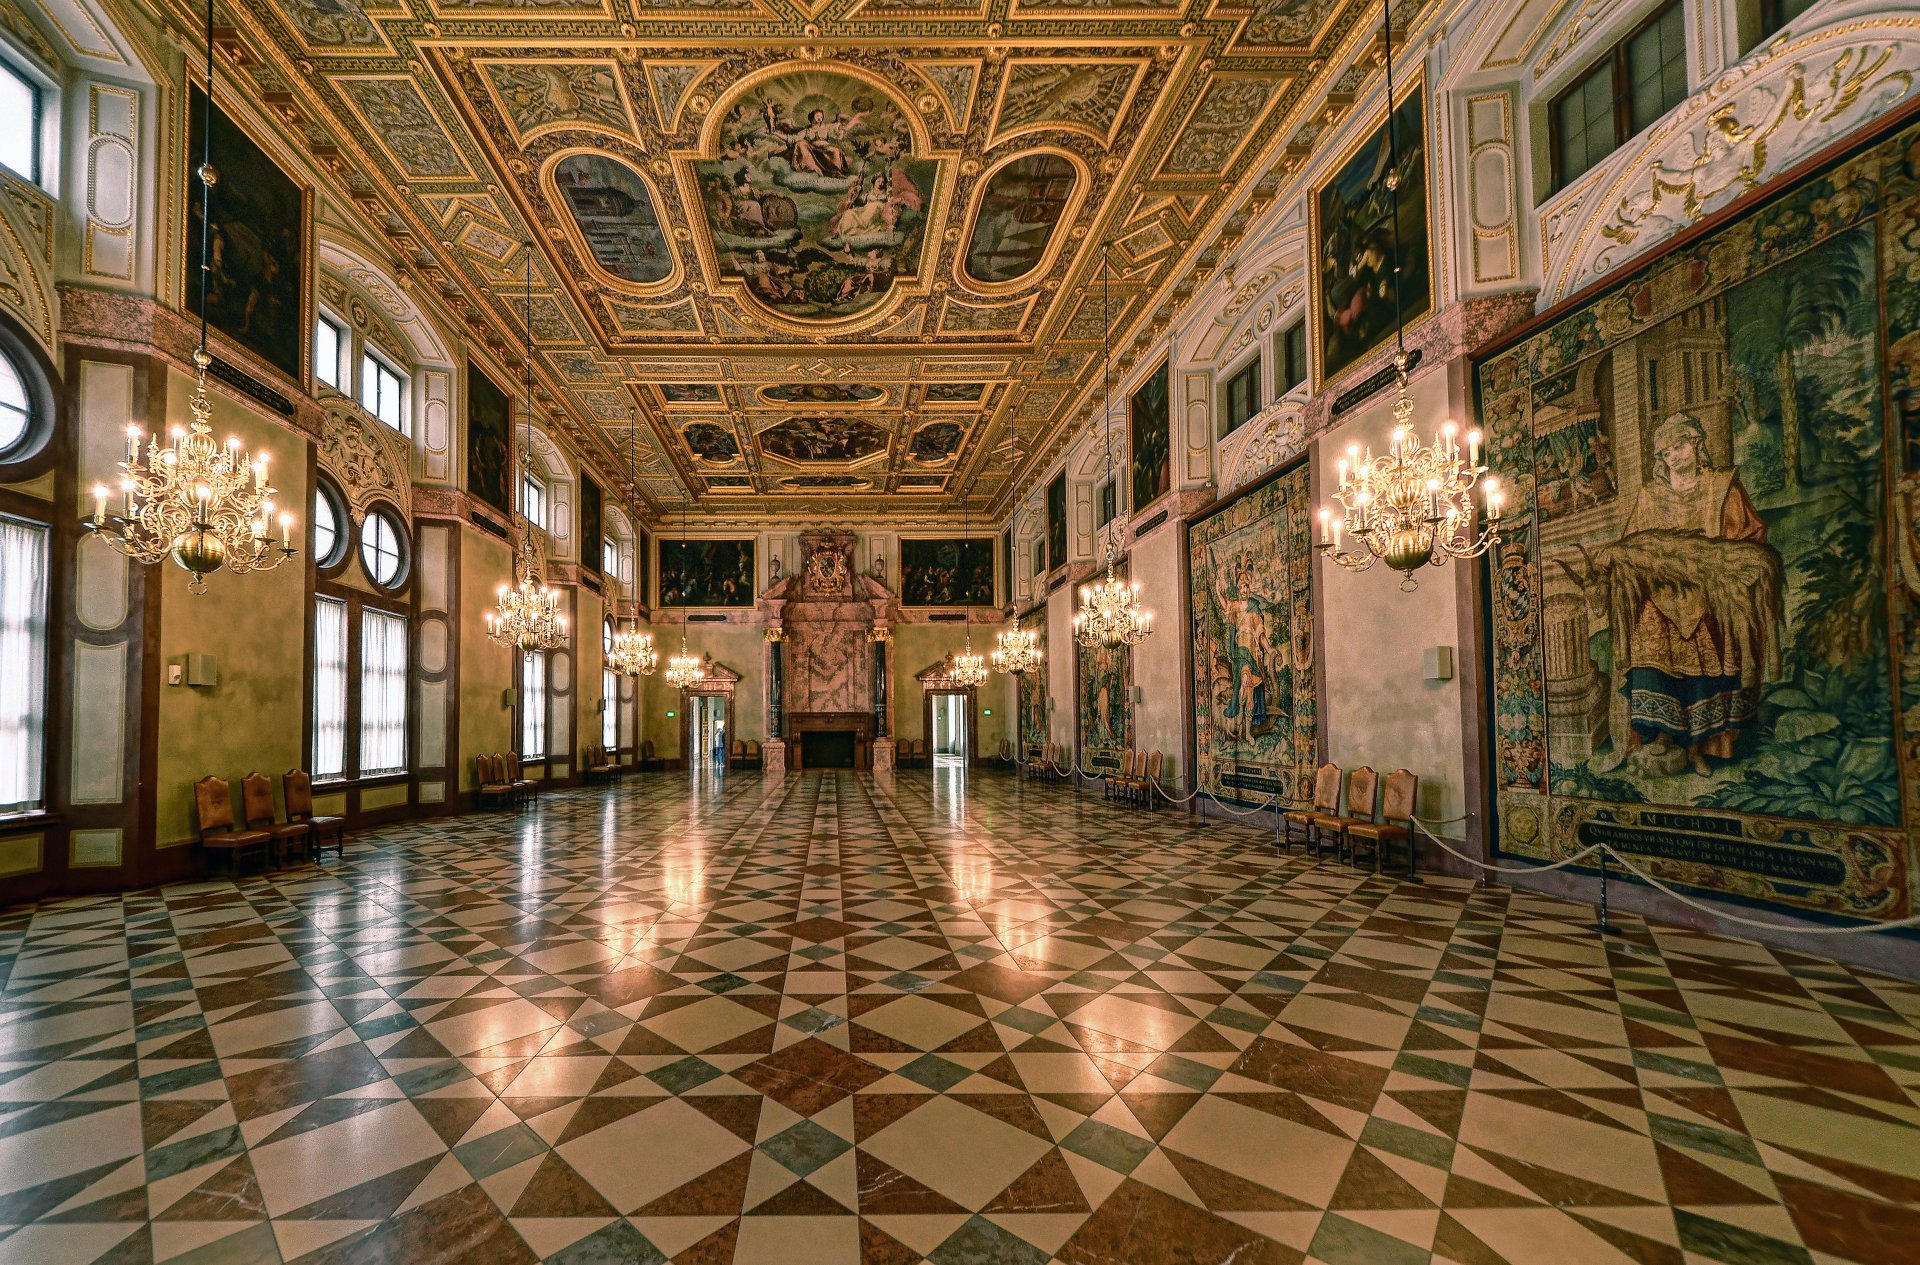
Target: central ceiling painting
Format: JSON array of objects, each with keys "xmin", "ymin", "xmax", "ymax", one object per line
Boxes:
[{"xmin": 694, "ymin": 70, "xmax": 939, "ymax": 324}]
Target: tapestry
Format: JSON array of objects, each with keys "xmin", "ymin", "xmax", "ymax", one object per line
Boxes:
[
  {"xmin": 187, "ymin": 87, "xmax": 305, "ymax": 381},
  {"xmin": 1187, "ymin": 459, "xmax": 1316, "ymax": 806},
  {"xmin": 1313, "ymin": 84, "xmax": 1429, "ymax": 385},
  {"xmin": 1077, "ymin": 560, "xmax": 1132, "ymax": 774},
  {"xmin": 900, "ymin": 538, "xmax": 995, "ymax": 606},
  {"xmin": 1018, "ymin": 607, "xmax": 1049, "ymax": 748},
  {"xmin": 1046, "ymin": 472, "xmax": 1067, "ymax": 571},
  {"xmin": 659, "ymin": 538, "xmax": 756, "ymax": 607},
  {"xmin": 1130, "ymin": 360, "xmax": 1171, "ymax": 510},
  {"xmin": 581, "ymin": 474, "xmax": 602, "ymax": 573},
  {"xmin": 1476, "ymin": 115, "xmax": 1920, "ymax": 922},
  {"xmin": 467, "ymin": 364, "xmax": 512, "ymax": 516}
]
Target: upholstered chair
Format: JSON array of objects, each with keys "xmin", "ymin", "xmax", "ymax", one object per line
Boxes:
[
  {"xmin": 241, "ymin": 771, "xmax": 310, "ymax": 867},
  {"xmin": 1283, "ymin": 764, "xmax": 1342, "ymax": 855},
  {"xmin": 193, "ymin": 776, "xmax": 272, "ymax": 876},
  {"xmin": 1346, "ymin": 769, "xmax": 1418, "ymax": 875},
  {"xmin": 283, "ymin": 770, "xmax": 346, "ymax": 858}
]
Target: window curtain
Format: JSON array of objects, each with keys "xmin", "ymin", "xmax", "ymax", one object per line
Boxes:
[
  {"xmin": 603, "ymin": 668, "xmax": 617, "ymax": 748},
  {"xmin": 0, "ymin": 517, "xmax": 47, "ymax": 813},
  {"xmin": 522, "ymin": 652, "xmax": 547, "ymax": 757},
  {"xmin": 359, "ymin": 609, "xmax": 409, "ymax": 775},
  {"xmin": 312, "ymin": 597, "xmax": 348, "ymax": 780}
]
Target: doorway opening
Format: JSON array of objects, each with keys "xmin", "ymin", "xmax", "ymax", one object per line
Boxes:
[
  {"xmin": 690, "ymin": 694, "xmax": 728, "ymax": 771},
  {"xmin": 931, "ymin": 693, "xmax": 970, "ymax": 768}
]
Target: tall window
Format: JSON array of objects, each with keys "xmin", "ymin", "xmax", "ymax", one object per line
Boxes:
[
  {"xmin": 314, "ymin": 315, "xmax": 343, "ymax": 390},
  {"xmin": 359, "ymin": 351, "xmax": 406, "ymax": 432},
  {"xmin": 1281, "ymin": 321, "xmax": 1308, "ymax": 393},
  {"xmin": 522, "ymin": 475, "xmax": 547, "ymax": 531},
  {"xmin": 359, "ymin": 609, "xmax": 409, "ymax": 776},
  {"xmin": 603, "ymin": 535, "xmax": 618, "ymax": 577},
  {"xmin": 1221, "ymin": 358, "xmax": 1260, "ymax": 439},
  {"xmin": 1096, "ymin": 479, "xmax": 1117, "ymax": 530},
  {"xmin": 0, "ymin": 61, "xmax": 39, "ymax": 183},
  {"xmin": 1748, "ymin": 0, "xmax": 1817, "ymax": 50},
  {"xmin": 1549, "ymin": 0, "xmax": 1689, "ymax": 192},
  {"xmin": 312, "ymin": 597, "xmax": 348, "ymax": 781},
  {"xmin": 601, "ymin": 621, "xmax": 619, "ymax": 749},
  {"xmin": 0, "ymin": 516, "xmax": 47, "ymax": 813},
  {"xmin": 521, "ymin": 652, "xmax": 547, "ymax": 758}
]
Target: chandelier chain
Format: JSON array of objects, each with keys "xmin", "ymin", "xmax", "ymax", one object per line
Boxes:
[
  {"xmin": 485, "ymin": 243, "xmax": 568, "ymax": 650},
  {"xmin": 1073, "ymin": 247, "xmax": 1153, "ymax": 649}
]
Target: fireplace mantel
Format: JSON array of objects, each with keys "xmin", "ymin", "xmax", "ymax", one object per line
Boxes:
[{"xmin": 787, "ymin": 712, "xmax": 875, "ymax": 770}]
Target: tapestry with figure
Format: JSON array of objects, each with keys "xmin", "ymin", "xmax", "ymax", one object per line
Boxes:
[
  {"xmin": 1187, "ymin": 459, "xmax": 1316, "ymax": 807},
  {"xmin": 1017, "ymin": 608, "xmax": 1050, "ymax": 750},
  {"xmin": 1076, "ymin": 560, "xmax": 1132, "ymax": 775},
  {"xmin": 1476, "ymin": 115, "xmax": 1920, "ymax": 922}
]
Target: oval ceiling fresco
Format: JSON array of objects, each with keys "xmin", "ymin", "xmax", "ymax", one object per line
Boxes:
[
  {"xmin": 552, "ymin": 154, "xmax": 672, "ymax": 285},
  {"xmin": 964, "ymin": 153, "xmax": 1077, "ymax": 286},
  {"xmin": 694, "ymin": 70, "xmax": 936, "ymax": 322},
  {"xmin": 758, "ymin": 416, "xmax": 890, "ymax": 463}
]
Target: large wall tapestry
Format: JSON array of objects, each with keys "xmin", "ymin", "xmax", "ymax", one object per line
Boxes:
[
  {"xmin": 552, "ymin": 153, "xmax": 672, "ymax": 286},
  {"xmin": 1477, "ymin": 115, "xmax": 1920, "ymax": 922},
  {"xmin": 1018, "ymin": 608, "xmax": 1049, "ymax": 748},
  {"xmin": 900, "ymin": 538, "xmax": 994, "ymax": 606},
  {"xmin": 187, "ymin": 87, "xmax": 305, "ymax": 381},
  {"xmin": 1313, "ymin": 84, "xmax": 1429, "ymax": 385},
  {"xmin": 1046, "ymin": 472, "xmax": 1067, "ymax": 571},
  {"xmin": 659, "ymin": 538, "xmax": 757, "ymax": 607},
  {"xmin": 1076, "ymin": 561, "xmax": 1133, "ymax": 775},
  {"xmin": 1187, "ymin": 460, "xmax": 1317, "ymax": 806},
  {"xmin": 1130, "ymin": 360, "xmax": 1171, "ymax": 510},
  {"xmin": 694, "ymin": 70, "xmax": 937, "ymax": 322},
  {"xmin": 467, "ymin": 364, "xmax": 512, "ymax": 516},
  {"xmin": 580, "ymin": 474, "xmax": 603, "ymax": 573}
]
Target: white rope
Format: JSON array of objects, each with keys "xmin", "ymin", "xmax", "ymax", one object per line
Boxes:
[{"xmin": 1412, "ymin": 817, "xmax": 1604, "ymax": 874}]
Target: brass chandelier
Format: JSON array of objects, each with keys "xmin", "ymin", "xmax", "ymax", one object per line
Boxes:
[
  {"xmin": 1318, "ymin": 0, "xmax": 1502, "ymax": 589},
  {"xmin": 947, "ymin": 479, "xmax": 989, "ymax": 688},
  {"xmin": 87, "ymin": 0, "xmax": 297, "ymax": 595},
  {"xmin": 663, "ymin": 492, "xmax": 704, "ymax": 690},
  {"xmin": 992, "ymin": 420, "xmax": 1043, "ymax": 676},
  {"xmin": 1074, "ymin": 247, "xmax": 1153, "ymax": 650},
  {"xmin": 486, "ymin": 245, "xmax": 568, "ymax": 652},
  {"xmin": 606, "ymin": 406, "xmax": 656, "ymax": 677}
]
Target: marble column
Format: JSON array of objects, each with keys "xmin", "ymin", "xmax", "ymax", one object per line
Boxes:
[{"xmin": 764, "ymin": 634, "xmax": 787, "ymax": 774}]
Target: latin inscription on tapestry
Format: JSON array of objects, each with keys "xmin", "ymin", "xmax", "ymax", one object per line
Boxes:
[
  {"xmin": 1130, "ymin": 360, "xmax": 1171, "ymax": 511},
  {"xmin": 1188, "ymin": 460, "xmax": 1316, "ymax": 806},
  {"xmin": 694, "ymin": 70, "xmax": 937, "ymax": 323},
  {"xmin": 1313, "ymin": 86, "xmax": 1429, "ymax": 385},
  {"xmin": 659, "ymin": 538, "xmax": 756, "ymax": 607},
  {"xmin": 1077, "ymin": 563, "xmax": 1132, "ymax": 775},
  {"xmin": 187, "ymin": 87, "xmax": 305, "ymax": 381},
  {"xmin": 1476, "ymin": 116, "xmax": 1920, "ymax": 921},
  {"xmin": 1047, "ymin": 472, "xmax": 1067, "ymax": 572},
  {"xmin": 467, "ymin": 364, "xmax": 512, "ymax": 516},
  {"xmin": 900, "ymin": 539, "xmax": 994, "ymax": 607}
]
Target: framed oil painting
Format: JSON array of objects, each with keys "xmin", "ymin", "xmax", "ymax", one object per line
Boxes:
[
  {"xmin": 1046, "ymin": 472, "xmax": 1067, "ymax": 572},
  {"xmin": 1312, "ymin": 82, "xmax": 1430, "ymax": 386},
  {"xmin": 1076, "ymin": 561, "xmax": 1132, "ymax": 775},
  {"xmin": 580, "ymin": 474, "xmax": 603, "ymax": 573},
  {"xmin": 900, "ymin": 538, "xmax": 995, "ymax": 607},
  {"xmin": 467, "ymin": 364, "xmax": 513, "ymax": 516},
  {"xmin": 658, "ymin": 538, "xmax": 756, "ymax": 608},
  {"xmin": 187, "ymin": 86, "xmax": 306, "ymax": 381},
  {"xmin": 1476, "ymin": 111, "xmax": 1920, "ymax": 925},
  {"xmin": 1187, "ymin": 459, "xmax": 1317, "ymax": 807},
  {"xmin": 1130, "ymin": 360, "xmax": 1171, "ymax": 511}
]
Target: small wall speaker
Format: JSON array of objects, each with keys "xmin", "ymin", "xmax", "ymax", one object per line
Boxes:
[
  {"xmin": 1423, "ymin": 646, "xmax": 1455, "ymax": 682},
  {"xmin": 185, "ymin": 654, "xmax": 217, "ymax": 687}
]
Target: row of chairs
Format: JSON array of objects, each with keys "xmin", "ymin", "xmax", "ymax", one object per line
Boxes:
[
  {"xmin": 582, "ymin": 744, "xmax": 629, "ymax": 784},
  {"xmin": 1103, "ymin": 749, "xmax": 1166, "ymax": 808},
  {"xmin": 193, "ymin": 771, "xmax": 345, "ymax": 874},
  {"xmin": 1283, "ymin": 764, "xmax": 1419, "ymax": 872},
  {"xmin": 1022, "ymin": 742, "xmax": 1068, "ymax": 782},
  {"xmin": 476, "ymin": 753, "xmax": 539, "ymax": 810},
  {"xmin": 727, "ymin": 739, "xmax": 763, "ymax": 769}
]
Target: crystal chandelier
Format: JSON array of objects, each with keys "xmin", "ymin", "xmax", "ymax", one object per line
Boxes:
[
  {"xmin": 991, "ymin": 627, "xmax": 1041, "ymax": 676},
  {"xmin": 1317, "ymin": 0, "xmax": 1502, "ymax": 590},
  {"xmin": 86, "ymin": 2, "xmax": 297, "ymax": 595},
  {"xmin": 486, "ymin": 243, "xmax": 568, "ymax": 652},
  {"xmin": 1074, "ymin": 248, "xmax": 1153, "ymax": 650},
  {"xmin": 947, "ymin": 645, "xmax": 988, "ymax": 689},
  {"xmin": 606, "ymin": 403, "xmax": 656, "ymax": 677},
  {"xmin": 663, "ymin": 480, "xmax": 703, "ymax": 690}
]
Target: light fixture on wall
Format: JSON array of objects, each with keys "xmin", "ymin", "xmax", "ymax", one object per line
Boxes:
[
  {"xmin": 948, "ymin": 476, "xmax": 988, "ymax": 688},
  {"xmin": 663, "ymin": 490, "xmax": 704, "ymax": 690},
  {"xmin": 1074, "ymin": 247, "xmax": 1153, "ymax": 650},
  {"xmin": 607, "ymin": 405, "xmax": 656, "ymax": 677},
  {"xmin": 485, "ymin": 243, "xmax": 569, "ymax": 651},
  {"xmin": 1317, "ymin": 0, "xmax": 1502, "ymax": 590},
  {"xmin": 85, "ymin": 0, "xmax": 298, "ymax": 595},
  {"xmin": 993, "ymin": 417, "xmax": 1043, "ymax": 675}
]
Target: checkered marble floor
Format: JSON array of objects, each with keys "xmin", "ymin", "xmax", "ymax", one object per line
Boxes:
[{"xmin": 1, "ymin": 769, "xmax": 1917, "ymax": 1264}]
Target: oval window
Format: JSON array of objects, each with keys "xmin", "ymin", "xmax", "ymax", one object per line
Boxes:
[
  {"xmin": 360, "ymin": 508, "xmax": 409, "ymax": 589},
  {"xmin": 313, "ymin": 480, "xmax": 347, "ymax": 569},
  {"xmin": 0, "ymin": 349, "xmax": 30, "ymax": 458},
  {"xmin": 964, "ymin": 154, "xmax": 1077, "ymax": 285}
]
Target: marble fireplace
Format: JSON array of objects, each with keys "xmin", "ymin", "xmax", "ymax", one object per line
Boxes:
[{"xmin": 762, "ymin": 530, "xmax": 894, "ymax": 773}]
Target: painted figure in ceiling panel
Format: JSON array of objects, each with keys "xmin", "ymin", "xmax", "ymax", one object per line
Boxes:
[
  {"xmin": 682, "ymin": 422, "xmax": 741, "ymax": 464},
  {"xmin": 923, "ymin": 382, "xmax": 985, "ymax": 404},
  {"xmin": 758, "ymin": 416, "xmax": 890, "ymax": 463},
  {"xmin": 964, "ymin": 151, "xmax": 1080, "ymax": 287},
  {"xmin": 549, "ymin": 153, "xmax": 675, "ymax": 288},
  {"xmin": 659, "ymin": 383, "xmax": 722, "ymax": 404},
  {"xmin": 759, "ymin": 382, "xmax": 886, "ymax": 405},
  {"xmin": 909, "ymin": 422, "xmax": 964, "ymax": 464},
  {"xmin": 692, "ymin": 69, "xmax": 937, "ymax": 323}
]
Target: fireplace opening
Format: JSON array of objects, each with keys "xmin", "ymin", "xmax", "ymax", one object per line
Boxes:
[{"xmin": 801, "ymin": 730, "xmax": 856, "ymax": 769}]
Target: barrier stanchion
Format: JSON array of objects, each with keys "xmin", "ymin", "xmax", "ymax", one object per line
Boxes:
[{"xmin": 1593, "ymin": 847, "xmax": 1618, "ymax": 937}]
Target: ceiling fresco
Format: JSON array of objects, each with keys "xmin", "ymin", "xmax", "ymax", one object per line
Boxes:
[{"xmin": 211, "ymin": 0, "xmax": 1380, "ymax": 520}]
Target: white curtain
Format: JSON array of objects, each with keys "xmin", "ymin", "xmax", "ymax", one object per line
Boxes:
[
  {"xmin": 312, "ymin": 597, "xmax": 348, "ymax": 780},
  {"xmin": 602, "ymin": 668, "xmax": 617, "ymax": 748},
  {"xmin": 359, "ymin": 609, "xmax": 408, "ymax": 775},
  {"xmin": 0, "ymin": 516, "xmax": 47, "ymax": 813},
  {"xmin": 521, "ymin": 651, "xmax": 546, "ymax": 757}
]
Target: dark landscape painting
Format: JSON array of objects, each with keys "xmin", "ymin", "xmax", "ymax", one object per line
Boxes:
[
  {"xmin": 683, "ymin": 422, "xmax": 741, "ymax": 464},
  {"xmin": 761, "ymin": 382, "xmax": 884, "ymax": 404},
  {"xmin": 659, "ymin": 383, "xmax": 722, "ymax": 404},
  {"xmin": 467, "ymin": 364, "xmax": 513, "ymax": 516},
  {"xmin": 658, "ymin": 538, "xmax": 756, "ymax": 607},
  {"xmin": 1130, "ymin": 360, "xmax": 1170, "ymax": 510},
  {"xmin": 900, "ymin": 538, "xmax": 995, "ymax": 606},
  {"xmin": 759, "ymin": 416, "xmax": 889, "ymax": 462},
  {"xmin": 1047, "ymin": 472, "xmax": 1067, "ymax": 571},
  {"xmin": 580, "ymin": 474, "xmax": 603, "ymax": 572},
  {"xmin": 188, "ymin": 87, "xmax": 305, "ymax": 380}
]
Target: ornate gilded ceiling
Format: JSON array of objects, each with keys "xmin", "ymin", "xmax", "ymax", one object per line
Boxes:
[{"xmin": 213, "ymin": 0, "xmax": 1384, "ymax": 521}]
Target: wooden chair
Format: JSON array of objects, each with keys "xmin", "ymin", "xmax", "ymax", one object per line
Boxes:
[
  {"xmin": 283, "ymin": 770, "xmax": 346, "ymax": 858},
  {"xmin": 583, "ymin": 744, "xmax": 614, "ymax": 785},
  {"xmin": 476, "ymin": 754, "xmax": 512, "ymax": 810},
  {"xmin": 1108, "ymin": 749, "xmax": 1139, "ymax": 802},
  {"xmin": 1347, "ymin": 769, "xmax": 1418, "ymax": 875},
  {"xmin": 728, "ymin": 738, "xmax": 746, "ymax": 769},
  {"xmin": 639, "ymin": 739, "xmax": 663, "ymax": 772},
  {"xmin": 241, "ymin": 772, "xmax": 311, "ymax": 867},
  {"xmin": 1137, "ymin": 750, "xmax": 1164, "ymax": 808},
  {"xmin": 506, "ymin": 753, "xmax": 536, "ymax": 806},
  {"xmin": 742, "ymin": 739, "xmax": 762, "ymax": 770},
  {"xmin": 1283, "ymin": 764, "xmax": 1341, "ymax": 855},
  {"xmin": 193, "ymin": 776, "xmax": 271, "ymax": 876},
  {"xmin": 1328, "ymin": 767, "xmax": 1379, "ymax": 863}
]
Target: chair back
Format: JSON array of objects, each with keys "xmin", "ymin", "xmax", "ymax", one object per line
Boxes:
[
  {"xmin": 746, "ymin": 740, "xmax": 760, "ymax": 758},
  {"xmin": 1146, "ymin": 750, "xmax": 1163, "ymax": 783},
  {"xmin": 506, "ymin": 753, "xmax": 523, "ymax": 781},
  {"xmin": 1381, "ymin": 769, "xmax": 1418, "ymax": 822},
  {"xmin": 283, "ymin": 769, "xmax": 314, "ymax": 819},
  {"xmin": 476, "ymin": 755, "xmax": 495, "ymax": 787},
  {"xmin": 730, "ymin": 738, "xmax": 745, "ymax": 758},
  {"xmin": 194, "ymin": 776, "xmax": 236, "ymax": 834},
  {"xmin": 1312, "ymin": 763, "xmax": 1341, "ymax": 812},
  {"xmin": 240, "ymin": 772, "xmax": 277, "ymax": 828},
  {"xmin": 1347, "ymin": 766, "xmax": 1379, "ymax": 820},
  {"xmin": 642, "ymin": 739, "xmax": 656, "ymax": 760}
]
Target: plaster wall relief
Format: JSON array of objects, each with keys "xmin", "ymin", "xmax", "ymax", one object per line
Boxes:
[
  {"xmin": 81, "ymin": 82, "xmax": 138, "ymax": 285},
  {"xmin": 1461, "ymin": 88, "xmax": 1522, "ymax": 291},
  {"xmin": 319, "ymin": 399, "xmax": 413, "ymax": 526}
]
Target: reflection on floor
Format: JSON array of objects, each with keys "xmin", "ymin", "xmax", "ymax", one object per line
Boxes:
[{"xmin": 1, "ymin": 769, "xmax": 1917, "ymax": 1264}]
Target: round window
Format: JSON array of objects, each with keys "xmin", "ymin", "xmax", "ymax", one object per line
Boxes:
[
  {"xmin": 312, "ymin": 481, "xmax": 347, "ymax": 569},
  {"xmin": 360, "ymin": 508, "xmax": 408, "ymax": 589},
  {"xmin": 0, "ymin": 350, "xmax": 30, "ymax": 459}
]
